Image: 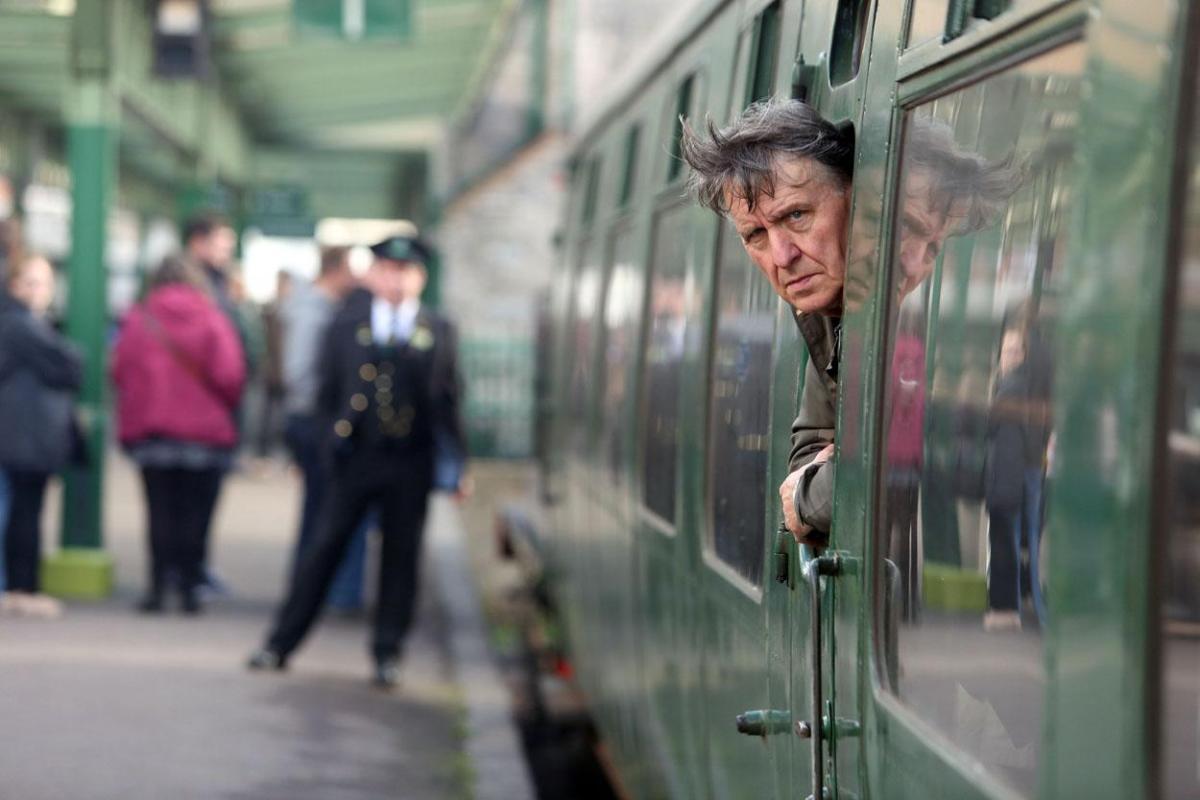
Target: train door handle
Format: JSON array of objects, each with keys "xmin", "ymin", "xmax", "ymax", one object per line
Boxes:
[{"xmin": 797, "ymin": 548, "xmax": 841, "ymax": 800}]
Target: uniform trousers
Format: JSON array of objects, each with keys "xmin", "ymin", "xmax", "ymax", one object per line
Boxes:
[{"xmin": 268, "ymin": 447, "xmax": 432, "ymax": 662}]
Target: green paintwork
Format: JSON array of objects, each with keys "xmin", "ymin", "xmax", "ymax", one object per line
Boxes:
[{"xmin": 538, "ymin": 0, "xmax": 1197, "ymax": 798}]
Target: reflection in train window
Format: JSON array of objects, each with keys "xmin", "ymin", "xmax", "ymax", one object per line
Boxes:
[
  {"xmin": 874, "ymin": 41, "xmax": 1084, "ymax": 797},
  {"xmin": 639, "ymin": 205, "xmax": 694, "ymax": 526},
  {"xmin": 1158, "ymin": 64, "xmax": 1200, "ymax": 800},
  {"xmin": 568, "ymin": 240, "xmax": 603, "ymax": 459},
  {"xmin": 598, "ymin": 227, "xmax": 642, "ymax": 489},
  {"xmin": 705, "ymin": 224, "xmax": 775, "ymax": 586}
]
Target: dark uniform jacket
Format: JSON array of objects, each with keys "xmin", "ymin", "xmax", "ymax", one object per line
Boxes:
[
  {"xmin": 315, "ymin": 288, "xmax": 465, "ymax": 478},
  {"xmin": 788, "ymin": 312, "xmax": 839, "ymax": 534}
]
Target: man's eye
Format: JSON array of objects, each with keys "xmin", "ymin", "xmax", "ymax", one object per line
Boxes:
[
  {"xmin": 788, "ymin": 209, "xmax": 806, "ymax": 220},
  {"xmin": 742, "ymin": 230, "xmax": 765, "ymax": 245}
]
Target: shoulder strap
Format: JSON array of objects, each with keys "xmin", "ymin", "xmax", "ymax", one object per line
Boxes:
[{"xmin": 141, "ymin": 310, "xmax": 233, "ymax": 410}]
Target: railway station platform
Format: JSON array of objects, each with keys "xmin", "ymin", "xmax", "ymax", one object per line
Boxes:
[{"xmin": 0, "ymin": 452, "xmax": 534, "ymax": 800}]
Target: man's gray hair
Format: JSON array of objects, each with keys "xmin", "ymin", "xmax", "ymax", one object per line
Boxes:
[{"xmin": 681, "ymin": 98, "xmax": 854, "ymax": 215}]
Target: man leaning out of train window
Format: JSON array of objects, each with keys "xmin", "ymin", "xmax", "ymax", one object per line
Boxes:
[{"xmin": 681, "ymin": 99, "xmax": 1021, "ymax": 543}]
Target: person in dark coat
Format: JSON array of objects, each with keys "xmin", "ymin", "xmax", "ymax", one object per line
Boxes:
[
  {"xmin": 0, "ymin": 254, "xmax": 82, "ymax": 618},
  {"xmin": 248, "ymin": 235, "xmax": 467, "ymax": 687},
  {"xmin": 111, "ymin": 255, "xmax": 246, "ymax": 613}
]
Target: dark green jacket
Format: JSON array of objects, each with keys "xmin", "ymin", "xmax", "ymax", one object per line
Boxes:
[{"xmin": 788, "ymin": 312, "xmax": 838, "ymax": 534}]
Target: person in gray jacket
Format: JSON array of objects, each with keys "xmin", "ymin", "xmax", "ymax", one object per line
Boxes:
[{"xmin": 682, "ymin": 100, "xmax": 1020, "ymax": 541}]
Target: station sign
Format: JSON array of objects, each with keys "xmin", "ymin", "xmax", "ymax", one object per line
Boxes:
[
  {"xmin": 293, "ymin": 0, "xmax": 411, "ymax": 42},
  {"xmin": 247, "ymin": 185, "xmax": 316, "ymax": 239}
]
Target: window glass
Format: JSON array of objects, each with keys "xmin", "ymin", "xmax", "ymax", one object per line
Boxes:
[
  {"xmin": 640, "ymin": 205, "xmax": 693, "ymax": 525},
  {"xmin": 619, "ymin": 126, "xmax": 641, "ymax": 209},
  {"xmin": 568, "ymin": 240, "xmax": 603, "ymax": 457},
  {"xmin": 706, "ymin": 225, "xmax": 775, "ymax": 585},
  {"xmin": 905, "ymin": 0, "xmax": 947, "ymax": 49},
  {"xmin": 599, "ymin": 227, "xmax": 642, "ymax": 488},
  {"xmin": 746, "ymin": 1, "xmax": 782, "ymax": 105},
  {"xmin": 667, "ymin": 75, "xmax": 696, "ymax": 183},
  {"xmin": 1159, "ymin": 70, "xmax": 1200, "ymax": 800},
  {"xmin": 875, "ymin": 42, "xmax": 1084, "ymax": 797}
]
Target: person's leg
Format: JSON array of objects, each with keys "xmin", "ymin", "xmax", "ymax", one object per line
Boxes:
[
  {"xmin": 371, "ymin": 464, "xmax": 431, "ymax": 663},
  {"xmin": 285, "ymin": 415, "xmax": 327, "ymax": 581},
  {"xmin": 328, "ymin": 512, "xmax": 371, "ymax": 611},
  {"xmin": 139, "ymin": 467, "xmax": 175, "ymax": 607},
  {"xmin": 265, "ymin": 471, "xmax": 376, "ymax": 659},
  {"xmin": 0, "ymin": 469, "xmax": 11, "ymax": 595},
  {"xmin": 178, "ymin": 467, "xmax": 224, "ymax": 609},
  {"xmin": 5, "ymin": 471, "xmax": 48, "ymax": 593},
  {"xmin": 986, "ymin": 507, "xmax": 1020, "ymax": 612},
  {"xmin": 195, "ymin": 466, "xmax": 227, "ymax": 591}
]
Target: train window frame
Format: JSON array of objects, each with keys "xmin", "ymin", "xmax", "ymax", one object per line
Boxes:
[
  {"xmin": 745, "ymin": 0, "xmax": 783, "ymax": 105},
  {"xmin": 665, "ymin": 72, "xmax": 699, "ymax": 185},
  {"xmin": 829, "ymin": 0, "xmax": 872, "ymax": 87},
  {"xmin": 581, "ymin": 155, "xmax": 603, "ymax": 227},
  {"xmin": 635, "ymin": 198, "xmax": 697, "ymax": 537},
  {"xmin": 595, "ymin": 218, "xmax": 641, "ymax": 493},
  {"xmin": 698, "ymin": 218, "xmax": 777, "ymax": 598},
  {"xmin": 863, "ymin": 32, "xmax": 1086, "ymax": 800},
  {"xmin": 618, "ymin": 124, "xmax": 642, "ymax": 210}
]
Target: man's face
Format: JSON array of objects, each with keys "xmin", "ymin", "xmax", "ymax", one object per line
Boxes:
[
  {"xmin": 189, "ymin": 225, "xmax": 236, "ymax": 270},
  {"xmin": 10, "ymin": 256, "xmax": 55, "ymax": 316},
  {"xmin": 369, "ymin": 260, "xmax": 425, "ymax": 305},
  {"xmin": 727, "ymin": 156, "xmax": 850, "ymax": 316},
  {"xmin": 896, "ymin": 169, "xmax": 962, "ymax": 299}
]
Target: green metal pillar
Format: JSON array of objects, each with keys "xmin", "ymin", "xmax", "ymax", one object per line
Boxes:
[{"xmin": 45, "ymin": 0, "xmax": 117, "ymax": 599}]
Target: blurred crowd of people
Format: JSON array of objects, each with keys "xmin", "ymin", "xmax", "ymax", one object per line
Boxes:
[{"xmin": 0, "ymin": 212, "xmax": 467, "ymax": 663}]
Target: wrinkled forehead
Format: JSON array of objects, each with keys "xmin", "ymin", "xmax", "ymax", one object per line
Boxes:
[{"xmin": 724, "ymin": 155, "xmax": 845, "ymax": 216}]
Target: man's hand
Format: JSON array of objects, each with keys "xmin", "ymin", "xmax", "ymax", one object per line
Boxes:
[{"xmin": 778, "ymin": 443, "xmax": 835, "ymax": 543}]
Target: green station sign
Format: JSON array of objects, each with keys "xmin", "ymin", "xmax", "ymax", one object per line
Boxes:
[{"xmin": 293, "ymin": 0, "xmax": 412, "ymax": 41}]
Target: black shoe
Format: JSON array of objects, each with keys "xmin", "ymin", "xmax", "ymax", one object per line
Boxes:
[
  {"xmin": 246, "ymin": 648, "xmax": 288, "ymax": 672},
  {"xmin": 372, "ymin": 658, "xmax": 401, "ymax": 689},
  {"xmin": 136, "ymin": 591, "xmax": 164, "ymax": 613},
  {"xmin": 180, "ymin": 589, "xmax": 204, "ymax": 616}
]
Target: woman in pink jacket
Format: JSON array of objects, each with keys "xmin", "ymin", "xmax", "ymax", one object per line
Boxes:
[{"xmin": 112, "ymin": 255, "xmax": 245, "ymax": 613}]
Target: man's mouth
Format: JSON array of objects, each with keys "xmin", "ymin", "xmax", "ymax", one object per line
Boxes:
[{"xmin": 786, "ymin": 273, "xmax": 817, "ymax": 293}]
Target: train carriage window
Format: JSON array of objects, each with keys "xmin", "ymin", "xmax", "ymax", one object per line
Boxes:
[
  {"xmin": 639, "ymin": 204, "xmax": 695, "ymax": 527},
  {"xmin": 581, "ymin": 156, "xmax": 602, "ymax": 226},
  {"xmin": 598, "ymin": 225, "xmax": 642, "ymax": 488},
  {"xmin": 667, "ymin": 75, "xmax": 697, "ymax": 184},
  {"xmin": 745, "ymin": 1, "xmax": 782, "ymax": 105},
  {"xmin": 705, "ymin": 224, "xmax": 776, "ymax": 586},
  {"xmin": 568, "ymin": 239, "xmax": 603, "ymax": 458},
  {"xmin": 1157, "ymin": 59, "xmax": 1200, "ymax": 800},
  {"xmin": 873, "ymin": 41, "xmax": 1084, "ymax": 797},
  {"xmin": 619, "ymin": 125, "xmax": 641, "ymax": 209}
]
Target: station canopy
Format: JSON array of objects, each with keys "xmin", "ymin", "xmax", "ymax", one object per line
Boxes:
[{"xmin": 0, "ymin": 0, "xmax": 513, "ymax": 222}]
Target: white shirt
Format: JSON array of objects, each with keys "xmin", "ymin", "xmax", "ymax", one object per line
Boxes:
[{"xmin": 370, "ymin": 297, "xmax": 420, "ymax": 344}]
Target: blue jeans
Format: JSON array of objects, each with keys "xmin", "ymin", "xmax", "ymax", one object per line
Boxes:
[
  {"xmin": 0, "ymin": 469, "xmax": 9, "ymax": 593},
  {"xmin": 285, "ymin": 414, "xmax": 369, "ymax": 611}
]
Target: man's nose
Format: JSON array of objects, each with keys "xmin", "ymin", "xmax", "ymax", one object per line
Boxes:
[{"xmin": 768, "ymin": 230, "xmax": 799, "ymax": 269}]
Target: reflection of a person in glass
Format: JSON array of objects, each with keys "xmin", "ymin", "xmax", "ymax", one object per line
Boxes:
[{"xmin": 681, "ymin": 99, "xmax": 1020, "ymax": 543}]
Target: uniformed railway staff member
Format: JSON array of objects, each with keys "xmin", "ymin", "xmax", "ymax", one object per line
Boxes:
[
  {"xmin": 248, "ymin": 235, "xmax": 466, "ymax": 688},
  {"xmin": 681, "ymin": 99, "xmax": 1019, "ymax": 543}
]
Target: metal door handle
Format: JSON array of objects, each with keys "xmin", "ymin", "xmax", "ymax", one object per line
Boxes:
[{"xmin": 797, "ymin": 548, "xmax": 841, "ymax": 800}]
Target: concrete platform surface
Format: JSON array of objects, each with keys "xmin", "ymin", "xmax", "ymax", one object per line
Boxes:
[{"xmin": 0, "ymin": 454, "xmax": 530, "ymax": 800}]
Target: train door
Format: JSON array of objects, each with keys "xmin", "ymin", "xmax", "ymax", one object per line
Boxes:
[{"xmin": 815, "ymin": 1, "xmax": 1194, "ymax": 799}]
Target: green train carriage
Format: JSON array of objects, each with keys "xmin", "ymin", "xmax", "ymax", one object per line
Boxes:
[{"xmin": 529, "ymin": 0, "xmax": 1200, "ymax": 797}]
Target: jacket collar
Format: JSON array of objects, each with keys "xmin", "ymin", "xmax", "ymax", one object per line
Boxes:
[{"xmin": 793, "ymin": 310, "xmax": 840, "ymax": 393}]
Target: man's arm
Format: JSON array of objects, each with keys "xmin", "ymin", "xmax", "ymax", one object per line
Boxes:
[{"xmin": 780, "ymin": 356, "xmax": 837, "ymax": 539}]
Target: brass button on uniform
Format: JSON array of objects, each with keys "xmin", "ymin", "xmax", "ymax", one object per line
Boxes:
[
  {"xmin": 378, "ymin": 407, "xmax": 395, "ymax": 421},
  {"xmin": 359, "ymin": 364, "xmax": 378, "ymax": 382},
  {"xmin": 350, "ymin": 393, "xmax": 368, "ymax": 412},
  {"xmin": 334, "ymin": 419, "xmax": 353, "ymax": 438},
  {"xmin": 375, "ymin": 390, "xmax": 392, "ymax": 405},
  {"xmin": 375, "ymin": 374, "xmax": 393, "ymax": 391}
]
